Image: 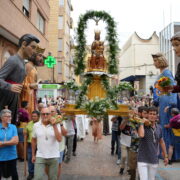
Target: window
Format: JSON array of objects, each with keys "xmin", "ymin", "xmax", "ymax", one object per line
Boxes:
[
  {"xmin": 58, "ymin": 16, "xmax": 63, "ymax": 29},
  {"xmin": 59, "ymin": 0, "xmax": 64, "ymax": 6},
  {"xmin": 37, "ymin": 11, "xmax": 45, "ymax": 34},
  {"xmin": 23, "ymin": 0, "xmax": 30, "ymax": 17},
  {"xmin": 58, "ymin": 39, "xmax": 63, "ymax": 51},
  {"xmin": 57, "ymin": 61, "xmax": 62, "ymax": 74}
]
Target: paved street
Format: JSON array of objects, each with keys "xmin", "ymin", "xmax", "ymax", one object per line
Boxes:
[{"xmin": 3, "ymin": 128, "xmax": 180, "ymax": 180}]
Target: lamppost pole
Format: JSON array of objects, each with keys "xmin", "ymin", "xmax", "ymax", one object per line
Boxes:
[
  {"xmin": 53, "ymin": 65, "xmax": 55, "ymax": 83},
  {"xmin": 48, "ymin": 52, "xmax": 55, "ymax": 83}
]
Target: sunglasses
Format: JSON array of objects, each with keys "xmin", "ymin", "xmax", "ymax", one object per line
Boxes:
[{"xmin": 41, "ymin": 113, "xmax": 50, "ymax": 116}]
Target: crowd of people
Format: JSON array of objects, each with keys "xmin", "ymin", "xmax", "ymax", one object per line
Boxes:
[
  {"xmin": 0, "ymin": 101, "xmax": 92, "ymax": 180},
  {"xmin": 1, "ymin": 31, "xmax": 180, "ymax": 180},
  {"xmin": 109, "ymin": 32, "xmax": 180, "ymax": 180}
]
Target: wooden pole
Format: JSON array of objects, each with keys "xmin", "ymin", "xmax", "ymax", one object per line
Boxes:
[{"xmin": 24, "ymin": 134, "xmax": 27, "ymax": 177}]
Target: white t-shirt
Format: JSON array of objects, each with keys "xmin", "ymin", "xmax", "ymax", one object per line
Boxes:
[
  {"xmin": 65, "ymin": 116, "xmax": 75, "ymax": 136},
  {"xmin": 32, "ymin": 121, "xmax": 61, "ymax": 158},
  {"xmin": 120, "ymin": 132, "xmax": 131, "ymax": 147}
]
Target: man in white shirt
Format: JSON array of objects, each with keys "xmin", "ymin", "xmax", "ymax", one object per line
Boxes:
[{"xmin": 31, "ymin": 107, "xmax": 62, "ymax": 180}]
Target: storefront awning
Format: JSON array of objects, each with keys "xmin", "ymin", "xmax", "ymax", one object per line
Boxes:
[{"xmin": 121, "ymin": 75, "xmax": 145, "ymax": 82}]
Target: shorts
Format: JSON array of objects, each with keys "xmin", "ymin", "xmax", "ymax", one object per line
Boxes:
[
  {"xmin": 58, "ymin": 151, "xmax": 64, "ymax": 164},
  {"xmin": 171, "ymin": 135, "xmax": 180, "ymax": 146},
  {"xmin": 17, "ymin": 128, "xmax": 24, "ymax": 143}
]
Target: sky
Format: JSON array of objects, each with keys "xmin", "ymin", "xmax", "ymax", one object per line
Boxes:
[{"xmin": 71, "ymin": 0, "xmax": 180, "ymax": 47}]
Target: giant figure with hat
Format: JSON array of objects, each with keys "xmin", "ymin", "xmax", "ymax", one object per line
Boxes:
[{"xmin": 21, "ymin": 46, "xmax": 45, "ymax": 115}]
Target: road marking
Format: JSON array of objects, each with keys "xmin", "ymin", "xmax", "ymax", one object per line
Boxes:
[{"xmin": 158, "ymin": 167, "xmax": 180, "ymax": 170}]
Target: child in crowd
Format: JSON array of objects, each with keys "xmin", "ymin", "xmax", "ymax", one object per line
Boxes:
[
  {"xmin": 128, "ymin": 106, "xmax": 148, "ymax": 180},
  {"xmin": 138, "ymin": 107, "xmax": 168, "ymax": 180}
]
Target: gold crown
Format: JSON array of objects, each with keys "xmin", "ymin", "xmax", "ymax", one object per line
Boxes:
[{"xmin": 36, "ymin": 46, "xmax": 45, "ymax": 54}]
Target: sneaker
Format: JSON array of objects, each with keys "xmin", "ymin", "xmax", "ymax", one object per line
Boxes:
[
  {"xmin": 116, "ymin": 159, "xmax": 121, "ymax": 165},
  {"xmin": 27, "ymin": 174, "xmax": 34, "ymax": 180},
  {"xmin": 119, "ymin": 168, "xmax": 124, "ymax": 175}
]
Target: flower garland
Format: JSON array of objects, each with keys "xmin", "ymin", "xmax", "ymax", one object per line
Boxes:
[
  {"xmin": 63, "ymin": 80, "xmax": 79, "ymax": 91},
  {"xmin": 75, "ymin": 74, "xmax": 93, "ymax": 108},
  {"xmin": 82, "ymin": 97, "xmax": 112, "ymax": 119},
  {"xmin": 74, "ymin": 10, "xmax": 119, "ymax": 75},
  {"xmin": 100, "ymin": 74, "xmax": 118, "ymax": 109},
  {"xmin": 101, "ymin": 74, "xmax": 134, "ymax": 109}
]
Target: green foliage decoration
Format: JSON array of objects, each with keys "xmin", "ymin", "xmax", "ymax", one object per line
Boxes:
[
  {"xmin": 101, "ymin": 74, "xmax": 134, "ymax": 109},
  {"xmin": 74, "ymin": 10, "xmax": 119, "ymax": 75},
  {"xmin": 82, "ymin": 97, "xmax": 112, "ymax": 119},
  {"xmin": 63, "ymin": 80, "xmax": 79, "ymax": 91},
  {"xmin": 118, "ymin": 81, "xmax": 134, "ymax": 91},
  {"xmin": 75, "ymin": 74, "xmax": 93, "ymax": 108},
  {"xmin": 100, "ymin": 74, "xmax": 118, "ymax": 109}
]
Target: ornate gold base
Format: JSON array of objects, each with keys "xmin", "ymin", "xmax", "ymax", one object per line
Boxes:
[
  {"xmin": 62, "ymin": 104, "xmax": 129, "ymax": 117},
  {"xmin": 87, "ymin": 75, "xmax": 106, "ymax": 100},
  {"xmin": 87, "ymin": 68, "xmax": 106, "ymax": 72}
]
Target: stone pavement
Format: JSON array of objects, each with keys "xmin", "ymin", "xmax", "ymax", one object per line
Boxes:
[
  {"xmin": 3, "ymin": 128, "xmax": 180, "ymax": 180},
  {"xmin": 61, "ymin": 132, "xmax": 128, "ymax": 180}
]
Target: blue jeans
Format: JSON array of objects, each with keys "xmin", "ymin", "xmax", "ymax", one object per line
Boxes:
[
  {"xmin": 111, "ymin": 130, "xmax": 121, "ymax": 159},
  {"xmin": 27, "ymin": 144, "xmax": 34, "ymax": 175}
]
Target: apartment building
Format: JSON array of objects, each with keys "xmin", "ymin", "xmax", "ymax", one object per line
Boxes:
[
  {"xmin": 159, "ymin": 22, "xmax": 180, "ymax": 76},
  {"xmin": 0, "ymin": 0, "xmax": 50, "ymax": 67},
  {"xmin": 38, "ymin": 0, "xmax": 74, "ymax": 83}
]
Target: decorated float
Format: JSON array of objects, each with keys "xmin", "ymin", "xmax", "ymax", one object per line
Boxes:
[{"xmin": 62, "ymin": 11, "xmax": 133, "ymax": 118}]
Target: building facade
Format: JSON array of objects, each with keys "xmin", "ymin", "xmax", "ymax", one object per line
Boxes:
[
  {"xmin": 0, "ymin": 0, "xmax": 50, "ymax": 67},
  {"xmin": 119, "ymin": 32, "xmax": 159, "ymax": 95},
  {"xmin": 159, "ymin": 22, "xmax": 180, "ymax": 76},
  {"xmin": 38, "ymin": 0, "xmax": 74, "ymax": 83}
]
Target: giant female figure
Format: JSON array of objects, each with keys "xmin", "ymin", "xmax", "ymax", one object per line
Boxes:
[
  {"xmin": 152, "ymin": 53, "xmax": 180, "ymax": 160},
  {"xmin": 169, "ymin": 32, "xmax": 180, "ymax": 93}
]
